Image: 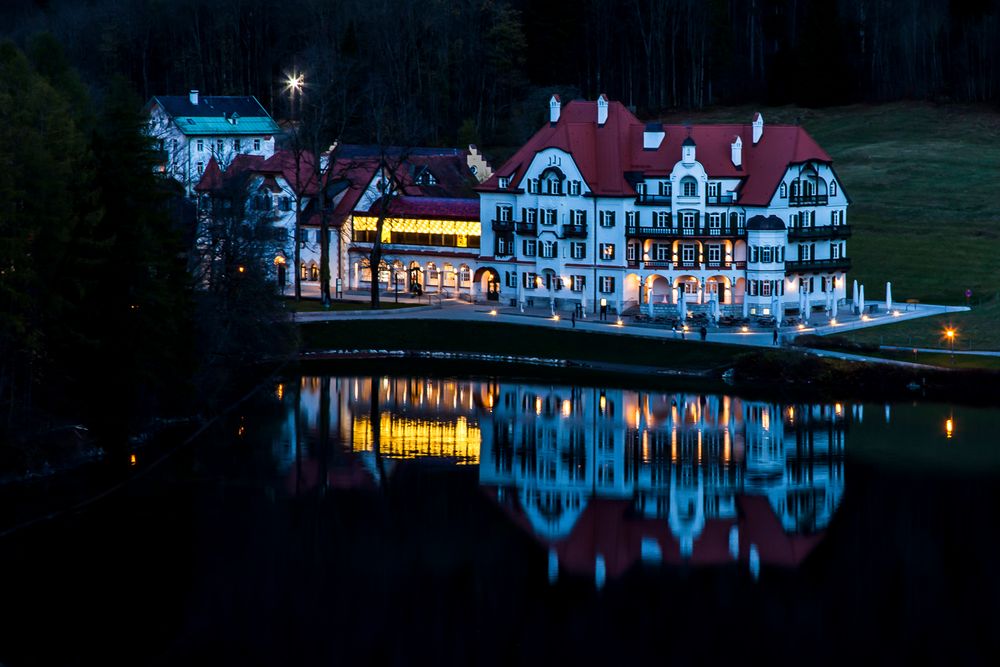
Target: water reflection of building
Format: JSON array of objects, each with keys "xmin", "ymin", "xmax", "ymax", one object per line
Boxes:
[
  {"xmin": 276, "ymin": 376, "xmax": 846, "ymax": 581},
  {"xmin": 276, "ymin": 377, "xmax": 486, "ymax": 478},
  {"xmin": 479, "ymin": 385, "xmax": 845, "ymax": 579}
]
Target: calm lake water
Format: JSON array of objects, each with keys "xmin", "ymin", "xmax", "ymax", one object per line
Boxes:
[{"xmin": 2, "ymin": 374, "xmax": 1000, "ymax": 665}]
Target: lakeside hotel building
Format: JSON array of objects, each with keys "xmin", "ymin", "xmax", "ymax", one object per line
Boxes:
[
  {"xmin": 476, "ymin": 96, "xmax": 851, "ymax": 317},
  {"xmin": 185, "ymin": 95, "xmax": 849, "ymax": 315}
]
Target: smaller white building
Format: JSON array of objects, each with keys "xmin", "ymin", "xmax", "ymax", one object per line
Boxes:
[{"xmin": 146, "ymin": 90, "xmax": 280, "ymax": 196}]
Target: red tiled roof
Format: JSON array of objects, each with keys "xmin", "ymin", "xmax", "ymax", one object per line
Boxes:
[
  {"xmin": 478, "ymin": 99, "xmax": 832, "ymax": 206},
  {"xmin": 368, "ymin": 196, "xmax": 479, "ymax": 220},
  {"xmin": 488, "ymin": 487, "xmax": 825, "ymax": 579}
]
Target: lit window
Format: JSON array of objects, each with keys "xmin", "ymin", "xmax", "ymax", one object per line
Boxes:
[{"xmin": 600, "ymin": 243, "xmax": 615, "ymax": 260}]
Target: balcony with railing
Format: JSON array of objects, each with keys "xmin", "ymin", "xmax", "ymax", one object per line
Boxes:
[
  {"xmin": 626, "ymin": 224, "xmax": 746, "ymax": 238},
  {"xmin": 785, "ymin": 257, "xmax": 851, "ymax": 273},
  {"xmin": 787, "ymin": 224, "xmax": 852, "ymax": 240},
  {"xmin": 634, "ymin": 194, "xmax": 672, "ymax": 206},
  {"xmin": 788, "ymin": 193, "xmax": 829, "ymax": 207},
  {"xmin": 491, "ymin": 219, "xmax": 514, "ymax": 232},
  {"xmin": 515, "ymin": 220, "xmax": 537, "ymax": 235},
  {"xmin": 562, "ymin": 223, "xmax": 588, "ymax": 238},
  {"xmin": 626, "ymin": 258, "xmax": 746, "ymax": 271}
]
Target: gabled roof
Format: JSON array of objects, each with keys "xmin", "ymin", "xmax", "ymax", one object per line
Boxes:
[
  {"xmin": 148, "ymin": 95, "xmax": 280, "ymax": 136},
  {"xmin": 479, "ymin": 99, "xmax": 833, "ymax": 206}
]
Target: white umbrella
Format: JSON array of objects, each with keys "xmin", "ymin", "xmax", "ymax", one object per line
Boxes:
[
  {"xmin": 581, "ymin": 292, "xmax": 587, "ymax": 318},
  {"xmin": 852, "ymin": 279, "xmax": 859, "ymax": 313},
  {"xmin": 678, "ymin": 290, "xmax": 687, "ymax": 321},
  {"xmin": 832, "ymin": 293, "xmax": 839, "ymax": 318},
  {"xmin": 859, "ymin": 284, "xmax": 865, "ymax": 314},
  {"xmin": 518, "ymin": 281, "xmax": 525, "ymax": 312},
  {"xmin": 886, "ymin": 281, "xmax": 892, "ymax": 313},
  {"xmin": 742, "ymin": 295, "xmax": 749, "ymax": 319},
  {"xmin": 777, "ymin": 297, "xmax": 784, "ymax": 323},
  {"xmin": 826, "ymin": 290, "xmax": 833, "ymax": 315},
  {"xmin": 799, "ymin": 288, "xmax": 806, "ymax": 321},
  {"xmin": 647, "ymin": 288, "xmax": 655, "ymax": 318},
  {"xmin": 616, "ymin": 299, "xmax": 621, "ymax": 318},
  {"xmin": 549, "ymin": 296, "xmax": 555, "ymax": 316},
  {"xmin": 712, "ymin": 298, "xmax": 720, "ymax": 324}
]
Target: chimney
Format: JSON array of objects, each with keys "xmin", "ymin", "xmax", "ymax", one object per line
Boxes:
[
  {"xmin": 731, "ymin": 135, "xmax": 743, "ymax": 168},
  {"xmin": 549, "ymin": 94, "xmax": 561, "ymax": 124},
  {"xmin": 752, "ymin": 112, "xmax": 763, "ymax": 144},
  {"xmin": 597, "ymin": 94, "xmax": 608, "ymax": 126},
  {"xmin": 643, "ymin": 123, "xmax": 665, "ymax": 150},
  {"xmin": 189, "ymin": 89, "xmax": 199, "ymax": 105}
]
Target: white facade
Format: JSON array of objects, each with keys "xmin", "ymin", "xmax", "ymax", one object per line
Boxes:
[
  {"xmin": 146, "ymin": 92, "xmax": 279, "ymax": 196},
  {"xmin": 476, "ymin": 100, "xmax": 851, "ymax": 318}
]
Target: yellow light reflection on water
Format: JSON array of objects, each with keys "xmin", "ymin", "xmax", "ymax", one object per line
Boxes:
[
  {"xmin": 351, "ymin": 414, "xmax": 481, "ymax": 464},
  {"xmin": 946, "ymin": 418, "xmax": 954, "ymax": 439}
]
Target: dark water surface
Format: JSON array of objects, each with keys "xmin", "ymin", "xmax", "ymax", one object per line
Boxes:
[{"xmin": 2, "ymin": 375, "xmax": 999, "ymax": 665}]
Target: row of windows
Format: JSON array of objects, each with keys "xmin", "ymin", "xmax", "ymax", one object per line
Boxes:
[
  {"xmin": 628, "ymin": 243, "xmax": 726, "ymax": 263},
  {"xmin": 778, "ymin": 178, "xmax": 838, "ymax": 198},
  {"xmin": 512, "ymin": 272, "xmax": 616, "ymax": 294},
  {"xmin": 194, "ymin": 137, "xmax": 262, "ymax": 153},
  {"xmin": 796, "ymin": 242, "xmax": 846, "ymax": 261},
  {"xmin": 525, "ymin": 177, "xmax": 584, "ymax": 196},
  {"xmin": 749, "ymin": 245, "xmax": 785, "ymax": 264},
  {"xmin": 353, "ymin": 230, "xmax": 480, "ymax": 248}
]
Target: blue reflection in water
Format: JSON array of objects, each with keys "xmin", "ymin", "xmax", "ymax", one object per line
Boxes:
[{"xmin": 282, "ymin": 376, "xmax": 848, "ymax": 583}]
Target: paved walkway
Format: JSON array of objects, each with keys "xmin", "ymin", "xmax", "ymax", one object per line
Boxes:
[
  {"xmin": 879, "ymin": 345, "xmax": 1000, "ymax": 357},
  {"xmin": 291, "ymin": 294, "xmax": 976, "ymax": 369}
]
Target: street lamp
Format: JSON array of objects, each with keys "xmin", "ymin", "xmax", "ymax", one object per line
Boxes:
[
  {"xmin": 944, "ymin": 327, "xmax": 956, "ymax": 357},
  {"xmin": 284, "ymin": 72, "xmax": 305, "ymax": 119}
]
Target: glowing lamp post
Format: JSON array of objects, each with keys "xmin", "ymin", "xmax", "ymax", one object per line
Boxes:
[{"xmin": 945, "ymin": 328, "xmax": 956, "ymax": 357}]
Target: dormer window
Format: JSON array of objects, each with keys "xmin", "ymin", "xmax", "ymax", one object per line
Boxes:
[
  {"xmin": 708, "ymin": 182, "xmax": 718, "ymax": 197},
  {"xmin": 542, "ymin": 170, "xmax": 563, "ymax": 195},
  {"xmin": 635, "ymin": 182, "xmax": 646, "ymax": 197},
  {"xmin": 658, "ymin": 181, "xmax": 670, "ymax": 196},
  {"xmin": 499, "ymin": 176, "xmax": 510, "ymax": 189},
  {"xmin": 568, "ymin": 180, "xmax": 581, "ymax": 196},
  {"xmin": 416, "ymin": 169, "xmax": 437, "ymax": 186},
  {"xmin": 527, "ymin": 178, "xmax": 539, "ymax": 194},
  {"xmin": 780, "ymin": 182, "xmax": 787, "ymax": 198}
]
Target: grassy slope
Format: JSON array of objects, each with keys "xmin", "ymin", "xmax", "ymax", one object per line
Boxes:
[
  {"xmin": 665, "ymin": 102, "xmax": 1000, "ymax": 350},
  {"xmin": 299, "ymin": 319, "xmax": 742, "ymax": 371}
]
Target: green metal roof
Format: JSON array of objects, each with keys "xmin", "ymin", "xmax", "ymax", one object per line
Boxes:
[{"xmin": 176, "ymin": 116, "xmax": 280, "ymax": 136}]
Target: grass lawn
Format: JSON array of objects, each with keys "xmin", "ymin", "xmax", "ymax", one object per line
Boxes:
[
  {"xmin": 285, "ymin": 299, "xmax": 418, "ymax": 313},
  {"xmin": 840, "ymin": 298, "xmax": 1000, "ymax": 351},
  {"xmin": 299, "ymin": 319, "xmax": 743, "ymax": 372},
  {"xmin": 662, "ymin": 101, "xmax": 1000, "ymax": 348},
  {"xmin": 860, "ymin": 349, "xmax": 1000, "ymax": 371}
]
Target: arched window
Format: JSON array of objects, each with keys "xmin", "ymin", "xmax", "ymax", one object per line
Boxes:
[
  {"xmin": 539, "ymin": 167, "xmax": 565, "ymax": 195},
  {"xmin": 830, "ymin": 180, "xmax": 837, "ymax": 197},
  {"xmin": 681, "ymin": 176, "xmax": 698, "ymax": 198},
  {"xmin": 780, "ymin": 182, "xmax": 787, "ymax": 198}
]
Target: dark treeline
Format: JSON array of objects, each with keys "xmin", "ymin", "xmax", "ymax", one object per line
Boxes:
[
  {"xmin": 2, "ymin": 0, "xmax": 999, "ymax": 147},
  {"xmin": 0, "ymin": 37, "xmax": 293, "ymax": 471}
]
